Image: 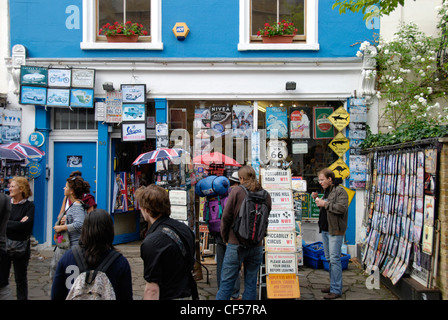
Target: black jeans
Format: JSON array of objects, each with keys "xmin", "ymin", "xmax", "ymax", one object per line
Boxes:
[{"xmin": 0, "ymin": 242, "xmax": 30, "ymax": 300}]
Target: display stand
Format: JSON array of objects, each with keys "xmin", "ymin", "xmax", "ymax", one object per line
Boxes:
[{"xmin": 260, "ymin": 166, "xmax": 301, "ymax": 299}]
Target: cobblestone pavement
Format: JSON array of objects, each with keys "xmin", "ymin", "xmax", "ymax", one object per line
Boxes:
[{"xmin": 6, "ymin": 242, "xmax": 397, "ymax": 301}]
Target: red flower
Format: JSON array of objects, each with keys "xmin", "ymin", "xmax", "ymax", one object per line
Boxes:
[
  {"xmin": 126, "ymin": 21, "xmax": 132, "ymax": 25},
  {"xmin": 142, "ymin": 30, "xmax": 148, "ymax": 36}
]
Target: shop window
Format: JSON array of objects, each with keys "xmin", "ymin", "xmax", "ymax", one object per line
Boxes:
[
  {"xmin": 238, "ymin": 0, "xmax": 319, "ymax": 51},
  {"xmin": 81, "ymin": 0, "xmax": 162, "ymax": 50},
  {"xmin": 53, "ymin": 108, "xmax": 98, "ymax": 130}
]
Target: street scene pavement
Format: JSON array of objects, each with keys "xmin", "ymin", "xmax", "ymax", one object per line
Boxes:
[{"xmin": 5, "ymin": 241, "xmax": 398, "ymax": 301}]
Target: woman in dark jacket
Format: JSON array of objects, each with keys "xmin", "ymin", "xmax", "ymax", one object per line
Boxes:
[
  {"xmin": 313, "ymin": 168, "xmax": 348, "ymax": 300},
  {"xmin": 3, "ymin": 176, "xmax": 35, "ymax": 300}
]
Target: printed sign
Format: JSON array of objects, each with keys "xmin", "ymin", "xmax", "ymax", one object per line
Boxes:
[
  {"xmin": 313, "ymin": 107, "xmax": 335, "ymax": 139},
  {"xmin": 268, "ymin": 210, "xmax": 295, "ymax": 231},
  {"xmin": 329, "ymin": 132, "xmax": 350, "ymax": 157},
  {"xmin": 268, "ymin": 189, "xmax": 294, "ymax": 211},
  {"xmin": 329, "ymin": 106, "xmax": 350, "ymax": 131},
  {"xmin": 169, "ymin": 190, "xmax": 187, "ymax": 206},
  {"xmin": 266, "ymin": 253, "xmax": 298, "ymax": 274},
  {"xmin": 122, "ymin": 123, "xmax": 146, "ymax": 142},
  {"xmin": 267, "ymin": 140, "xmax": 288, "ymax": 162},
  {"xmin": 265, "ymin": 231, "xmax": 296, "ymax": 253},
  {"xmin": 261, "ymin": 168, "xmax": 291, "ymax": 189},
  {"xmin": 171, "ymin": 205, "xmax": 188, "ymax": 221},
  {"xmin": 328, "ymin": 158, "xmax": 350, "ymax": 179},
  {"xmin": 266, "ymin": 274, "xmax": 300, "ymax": 299}
]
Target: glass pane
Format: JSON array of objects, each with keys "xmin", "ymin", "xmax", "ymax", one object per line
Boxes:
[
  {"xmin": 86, "ymin": 108, "xmax": 97, "ymax": 129},
  {"xmin": 126, "ymin": 0, "xmax": 151, "ymax": 34},
  {"xmin": 252, "ymin": 0, "xmax": 277, "ymax": 35},
  {"xmin": 251, "ymin": 0, "xmax": 305, "ymax": 36},
  {"xmin": 99, "ymin": 0, "xmax": 124, "ymax": 27},
  {"xmin": 78, "ymin": 109, "xmax": 87, "ymax": 130},
  {"xmin": 279, "ymin": 0, "xmax": 305, "ymax": 35}
]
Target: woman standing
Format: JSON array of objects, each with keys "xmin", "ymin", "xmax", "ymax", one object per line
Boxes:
[
  {"xmin": 3, "ymin": 177, "xmax": 34, "ymax": 300},
  {"xmin": 50, "ymin": 176, "xmax": 88, "ymax": 279},
  {"xmin": 312, "ymin": 168, "xmax": 349, "ymax": 299}
]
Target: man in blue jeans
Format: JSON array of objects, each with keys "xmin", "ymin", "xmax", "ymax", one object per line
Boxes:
[
  {"xmin": 313, "ymin": 168, "xmax": 349, "ymax": 299},
  {"xmin": 216, "ymin": 166, "xmax": 271, "ymax": 300}
]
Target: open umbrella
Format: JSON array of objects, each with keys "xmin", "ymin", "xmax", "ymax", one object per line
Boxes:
[
  {"xmin": 192, "ymin": 152, "xmax": 241, "ymax": 167},
  {"xmin": 132, "ymin": 148, "xmax": 188, "ymax": 166},
  {"xmin": 0, "ymin": 142, "xmax": 45, "ymax": 160}
]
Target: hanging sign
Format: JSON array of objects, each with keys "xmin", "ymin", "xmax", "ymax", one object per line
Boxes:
[
  {"xmin": 268, "ymin": 210, "xmax": 295, "ymax": 231},
  {"xmin": 261, "ymin": 168, "xmax": 291, "ymax": 189},
  {"xmin": 265, "ymin": 231, "xmax": 296, "ymax": 253},
  {"xmin": 266, "ymin": 274, "xmax": 300, "ymax": 299},
  {"xmin": 328, "ymin": 158, "xmax": 350, "ymax": 179},
  {"xmin": 329, "ymin": 132, "xmax": 350, "ymax": 157},
  {"xmin": 328, "ymin": 106, "xmax": 350, "ymax": 131},
  {"xmin": 266, "ymin": 253, "xmax": 298, "ymax": 274},
  {"xmin": 268, "ymin": 189, "xmax": 294, "ymax": 211},
  {"xmin": 267, "ymin": 140, "xmax": 288, "ymax": 162}
]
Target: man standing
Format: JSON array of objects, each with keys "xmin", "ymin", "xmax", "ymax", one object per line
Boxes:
[
  {"xmin": 136, "ymin": 184, "xmax": 197, "ymax": 300},
  {"xmin": 216, "ymin": 166, "xmax": 271, "ymax": 300}
]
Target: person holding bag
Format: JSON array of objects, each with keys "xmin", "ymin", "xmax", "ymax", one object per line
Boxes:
[
  {"xmin": 50, "ymin": 176, "xmax": 88, "ymax": 280},
  {"xmin": 2, "ymin": 177, "xmax": 34, "ymax": 300}
]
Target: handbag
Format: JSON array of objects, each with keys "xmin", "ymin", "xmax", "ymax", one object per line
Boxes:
[
  {"xmin": 54, "ymin": 203, "xmax": 73, "ymax": 250},
  {"xmin": 7, "ymin": 238, "xmax": 28, "ymax": 258}
]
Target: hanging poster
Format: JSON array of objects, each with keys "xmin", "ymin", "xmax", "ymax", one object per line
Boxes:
[
  {"xmin": 232, "ymin": 105, "xmax": 254, "ymax": 138},
  {"xmin": 266, "ymin": 106, "xmax": 288, "ymax": 139},
  {"xmin": 210, "ymin": 106, "xmax": 232, "ymax": 137},
  {"xmin": 20, "ymin": 66, "xmax": 48, "ymax": 86},
  {"xmin": 121, "ymin": 84, "xmax": 146, "ymax": 103},
  {"xmin": 48, "ymin": 68, "xmax": 71, "ymax": 88},
  {"xmin": 71, "ymin": 68, "xmax": 95, "ymax": 89},
  {"xmin": 290, "ymin": 106, "xmax": 311, "ymax": 139},
  {"xmin": 105, "ymin": 91, "xmax": 123, "ymax": 123},
  {"xmin": 122, "ymin": 104, "xmax": 146, "ymax": 122},
  {"xmin": 47, "ymin": 88, "xmax": 70, "ymax": 107},
  {"xmin": 193, "ymin": 108, "xmax": 211, "ymax": 130},
  {"xmin": 313, "ymin": 107, "xmax": 335, "ymax": 139},
  {"xmin": 70, "ymin": 88, "xmax": 94, "ymax": 108},
  {"xmin": 122, "ymin": 123, "xmax": 146, "ymax": 142},
  {"xmin": 20, "ymin": 86, "xmax": 47, "ymax": 105}
]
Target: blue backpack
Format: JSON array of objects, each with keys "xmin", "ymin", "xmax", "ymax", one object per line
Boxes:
[{"xmin": 204, "ymin": 194, "xmax": 228, "ymax": 236}]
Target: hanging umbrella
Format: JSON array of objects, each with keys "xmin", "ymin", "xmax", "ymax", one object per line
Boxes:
[
  {"xmin": 132, "ymin": 148, "xmax": 188, "ymax": 166},
  {"xmin": 192, "ymin": 152, "xmax": 241, "ymax": 167},
  {"xmin": 0, "ymin": 142, "xmax": 45, "ymax": 160}
]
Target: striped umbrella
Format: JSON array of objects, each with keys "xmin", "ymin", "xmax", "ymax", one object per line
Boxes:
[
  {"xmin": 0, "ymin": 142, "xmax": 45, "ymax": 160},
  {"xmin": 132, "ymin": 148, "xmax": 187, "ymax": 166}
]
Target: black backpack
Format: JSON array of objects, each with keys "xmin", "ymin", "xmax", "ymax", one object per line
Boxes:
[{"xmin": 232, "ymin": 185, "xmax": 270, "ymax": 246}]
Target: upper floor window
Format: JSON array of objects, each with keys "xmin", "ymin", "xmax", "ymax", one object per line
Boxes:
[
  {"xmin": 251, "ymin": 0, "xmax": 306, "ymax": 41},
  {"xmin": 97, "ymin": 0, "xmax": 151, "ymax": 42},
  {"xmin": 239, "ymin": 0, "xmax": 319, "ymax": 51},
  {"xmin": 81, "ymin": 0, "xmax": 162, "ymax": 50}
]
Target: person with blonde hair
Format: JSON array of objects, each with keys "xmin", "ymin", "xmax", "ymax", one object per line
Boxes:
[{"xmin": 1, "ymin": 176, "xmax": 34, "ymax": 300}]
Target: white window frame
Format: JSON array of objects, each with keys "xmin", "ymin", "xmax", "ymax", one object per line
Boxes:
[
  {"xmin": 80, "ymin": 0, "xmax": 163, "ymax": 50},
  {"xmin": 238, "ymin": 0, "xmax": 319, "ymax": 51}
]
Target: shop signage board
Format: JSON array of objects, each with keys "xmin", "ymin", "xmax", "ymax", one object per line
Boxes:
[
  {"xmin": 265, "ymin": 231, "xmax": 296, "ymax": 253},
  {"xmin": 266, "ymin": 274, "xmax": 300, "ymax": 299},
  {"xmin": 268, "ymin": 210, "xmax": 295, "ymax": 231},
  {"xmin": 328, "ymin": 106, "xmax": 350, "ymax": 131},
  {"xmin": 261, "ymin": 167, "xmax": 291, "ymax": 189},
  {"xmin": 266, "ymin": 253, "xmax": 297, "ymax": 274},
  {"xmin": 328, "ymin": 158, "xmax": 350, "ymax": 179},
  {"xmin": 267, "ymin": 189, "xmax": 294, "ymax": 211},
  {"xmin": 329, "ymin": 132, "xmax": 350, "ymax": 157}
]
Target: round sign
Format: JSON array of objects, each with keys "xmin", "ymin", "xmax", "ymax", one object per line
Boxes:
[
  {"xmin": 29, "ymin": 131, "xmax": 45, "ymax": 147},
  {"xmin": 27, "ymin": 161, "xmax": 43, "ymax": 179}
]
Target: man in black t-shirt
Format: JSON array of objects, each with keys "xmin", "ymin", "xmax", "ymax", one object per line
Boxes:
[{"xmin": 135, "ymin": 185, "xmax": 196, "ymax": 300}]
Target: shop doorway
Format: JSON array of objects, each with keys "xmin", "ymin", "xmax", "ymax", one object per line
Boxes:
[{"xmin": 52, "ymin": 141, "xmax": 97, "ymax": 229}]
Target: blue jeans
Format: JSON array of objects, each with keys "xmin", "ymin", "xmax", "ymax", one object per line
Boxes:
[
  {"xmin": 321, "ymin": 231, "xmax": 344, "ymax": 295},
  {"xmin": 215, "ymin": 235, "xmax": 241, "ymax": 299},
  {"xmin": 216, "ymin": 244, "xmax": 263, "ymax": 300}
]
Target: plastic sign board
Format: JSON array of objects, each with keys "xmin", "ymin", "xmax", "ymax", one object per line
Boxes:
[
  {"xmin": 329, "ymin": 106, "xmax": 350, "ymax": 131},
  {"xmin": 261, "ymin": 168, "xmax": 292, "ymax": 189},
  {"xmin": 267, "ymin": 189, "xmax": 294, "ymax": 211},
  {"xmin": 328, "ymin": 158, "xmax": 350, "ymax": 179},
  {"xmin": 265, "ymin": 231, "xmax": 296, "ymax": 253},
  {"xmin": 266, "ymin": 253, "xmax": 297, "ymax": 274},
  {"xmin": 268, "ymin": 210, "xmax": 295, "ymax": 231},
  {"xmin": 267, "ymin": 274, "xmax": 300, "ymax": 299},
  {"xmin": 267, "ymin": 140, "xmax": 288, "ymax": 162},
  {"xmin": 329, "ymin": 132, "xmax": 350, "ymax": 157}
]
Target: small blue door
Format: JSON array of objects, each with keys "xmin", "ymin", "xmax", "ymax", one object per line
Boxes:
[{"xmin": 52, "ymin": 142, "xmax": 97, "ymax": 229}]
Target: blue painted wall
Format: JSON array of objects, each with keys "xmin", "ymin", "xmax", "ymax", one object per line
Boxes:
[{"xmin": 10, "ymin": 0, "xmax": 376, "ymax": 59}]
